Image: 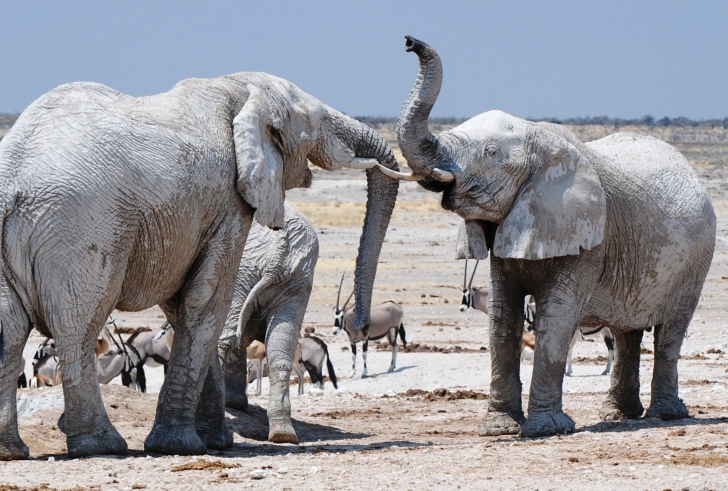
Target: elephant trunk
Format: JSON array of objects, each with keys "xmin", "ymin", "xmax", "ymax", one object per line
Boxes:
[
  {"xmin": 326, "ymin": 109, "xmax": 399, "ymax": 329},
  {"xmin": 396, "ymin": 36, "xmax": 450, "ymax": 180}
]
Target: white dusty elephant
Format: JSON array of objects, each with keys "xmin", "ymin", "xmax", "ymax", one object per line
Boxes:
[
  {"xmin": 0, "ymin": 72, "xmax": 399, "ymax": 459},
  {"xmin": 385, "ymin": 36, "xmax": 716, "ymax": 438},
  {"xmin": 217, "ymin": 202, "xmax": 318, "ymax": 444}
]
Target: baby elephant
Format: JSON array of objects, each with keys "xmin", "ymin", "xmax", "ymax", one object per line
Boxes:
[{"xmin": 218, "ymin": 203, "xmax": 319, "ymax": 444}]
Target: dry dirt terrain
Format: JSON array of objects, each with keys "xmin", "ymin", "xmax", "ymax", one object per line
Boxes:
[{"xmin": 3, "ymin": 124, "xmax": 728, "ymax": 490}]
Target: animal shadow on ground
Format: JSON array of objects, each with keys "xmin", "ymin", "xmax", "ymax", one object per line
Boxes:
[
  {"xmin": 226, "ymin": 404, "xmax": 370, "ymax": 443},
  {"xmin": 486, "ymin": 415, "xmax": 728, "ymax": 444},
  {"xmin": 579, "ymin": 415, "xmax": 728, "ymax": 435}
]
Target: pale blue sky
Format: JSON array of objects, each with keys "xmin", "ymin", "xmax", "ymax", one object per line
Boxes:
[{"xmin": 1, "ymin": 1, "xmax": 726, "ymax": 119}]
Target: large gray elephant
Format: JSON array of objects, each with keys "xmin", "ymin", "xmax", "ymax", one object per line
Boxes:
[
  {"xmin": 0, "ymin": 72, "xmax": 399, "ymax": 459},
  {"xmin": 384, "ymin": 36, "xmax": 715, "ymax": 438},
  {"xmin": 216, "ymin": 202, "xmax": 318, "ymax": 444}
]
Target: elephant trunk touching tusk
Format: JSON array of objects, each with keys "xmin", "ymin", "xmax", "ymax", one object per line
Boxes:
[
  {"xmin": 325, "ymin": 108, "xmax": 399, "ymax": 329},
  {"xmin": 374, "ymin": 164, "xmax": 454, "ymax": 183}
]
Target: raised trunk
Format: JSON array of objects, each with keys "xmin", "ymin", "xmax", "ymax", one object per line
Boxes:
[
  {"xmin": 396, "ymin": 36, "xmax": 450, "ymax": 179},
  {"xmin": 326, "ymin": 109, "xmax": 399, "ymax": 329}
]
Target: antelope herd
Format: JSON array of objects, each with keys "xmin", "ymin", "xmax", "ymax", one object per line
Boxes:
[{"xmin": 19, "ymin": 263, "xmax": 610, "ymax": 397}]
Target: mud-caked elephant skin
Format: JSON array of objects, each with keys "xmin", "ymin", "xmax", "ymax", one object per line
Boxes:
[
  {"xmin": 218, "ymin": 203, "xmax": 318, "ymax": 444},
  {"xmin": 394, "ymin": 36, "xmax": 716, "ymax": 438},
  {"xmin": 0, "ymin": 72, "xmax": 399, "ymax": 459}
]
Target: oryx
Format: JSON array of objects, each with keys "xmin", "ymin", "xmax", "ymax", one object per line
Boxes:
[
  {"xmin": 461, "ymin": 260, "xmax": 613, "ymax": 375},
  {"xmin": 293, "ymin": 336, "xmax": 338, "ymax": 394},
  {"xmin": 130, "ymin": 321, "xmax": 174, "ymax": 372},
  {"xmin": 333, "ymin": 273, "xmax": 406, "ymax": 378},
  {"xmin": 459, "ymin": 259, "xmax": 489, "ymax": 313},
  {"xmin": 30, "ymin": 338, "xmax": 61, "ymax": 388}
]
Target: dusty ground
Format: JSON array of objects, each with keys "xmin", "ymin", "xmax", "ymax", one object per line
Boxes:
[{"xmin": 4, "ymin": 125, "xmax": 728, "ymax": 490}]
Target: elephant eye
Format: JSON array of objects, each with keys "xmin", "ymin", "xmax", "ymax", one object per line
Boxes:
[
  {"xmin": 484, "ymin": 144, "xmax": 499, "ymax": 158},
  {"xmin": 269, "ymin": 126, "xmax": 285, "ymax": 153}
]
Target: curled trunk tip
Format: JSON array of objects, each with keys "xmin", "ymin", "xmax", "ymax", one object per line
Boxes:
[{"xmin": 404, "ymin": 36, "xmax": 430, "ymax": 56}]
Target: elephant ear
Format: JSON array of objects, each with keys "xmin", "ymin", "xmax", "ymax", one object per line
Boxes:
[
  {"xmin": 233, "ymin": 86, "xmax": 285, "ymax": 229},
  {"xmin": 493, "ymin": 127, "xmax": 606, "ymax": 259},
  {"xmin": 455, "ymin": 220, "xmax": 492, "ymax": 260}
]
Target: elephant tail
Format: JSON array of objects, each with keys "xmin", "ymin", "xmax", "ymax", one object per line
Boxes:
[
  {"xmin": 323, "ymin": 342, "xmax": 338, "ymax": 390},
  {"xmin": 234, "ymin": 274, "xmax": 276, "ymax": 345}
]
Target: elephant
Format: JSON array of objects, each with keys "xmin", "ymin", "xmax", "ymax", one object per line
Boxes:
[
  {"xmin": 0, "ymin": 72, "xmax": 399, "ymax": 459},
  {"xmin": 384, "ymin": 36, "xmax": 716, "ymax": 438},
  {"xmin": 217, "ymin": 202, "xmax": 318, "ymax": 444}
]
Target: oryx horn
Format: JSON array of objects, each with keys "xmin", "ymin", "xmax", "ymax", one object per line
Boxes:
[
  {"xmin": 342, "ymin": 289, "xmax": 355, "ymax": 311},
  {"xmin": 468, "ymin": 260, "xmax": 480, "ymax": 290},
  {"xmin": 336, "ymin": 272, "xmax": 346, "ymax": 310}
]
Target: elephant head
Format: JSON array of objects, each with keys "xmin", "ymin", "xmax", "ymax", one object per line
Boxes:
[
  {"xmin": 390, "ymin": 37, "xmax": 606, "ymax": 260},
  {"xmin": 229, "ymin": 73, "xmax": 399, "ymax": 328}
]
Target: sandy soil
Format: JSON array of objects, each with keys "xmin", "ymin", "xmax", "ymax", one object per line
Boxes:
[{"xmin": 4, "ymin": 136, "xmax": 728, "ymax": 489}]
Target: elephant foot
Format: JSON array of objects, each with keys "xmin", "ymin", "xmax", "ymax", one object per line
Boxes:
[
  {"xmin": 520, "ymin": 411, "xmax": 575, "ymax": 438},
  {"xmin": 196, "ymin": 421, "xmax": 233, "ymax": 451},
  {"xmin": 268, "ymin": 419, "xmax": 298, "ymax": 444},
  {"xmin": 145, "ymin": 423, "xmax": 206, "ymax": 455},
  {"xmin": 645, "ymin": 395, "xmax": 689, "ymax": 421},
  {"xmin": 600, "ymin": 396, "xmax": 644, "ymax": 421},
  {"xmin": 478, "ymin": 409, "xmax": 524, "ymax": 436},
  {"xmin": 67, "ymin": 423, "xmax": 127, "ymax": 458},
  {"xmin": 0, "ymin": 434, "xmax": 30, "ymax": 461},
  {"xmin": 225, "ymin": 388, "xmax": 248, "ymax": 411}
]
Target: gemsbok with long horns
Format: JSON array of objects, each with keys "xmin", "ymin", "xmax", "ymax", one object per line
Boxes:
[{"xmin": 333, "ymin": 273, "xmax": 407, "ymax": 378}]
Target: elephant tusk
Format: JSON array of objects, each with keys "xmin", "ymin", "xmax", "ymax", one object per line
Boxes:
[
  {"xmin": 432, "ymin": 168, "xmax": 455, "ymax": 182},
  {"xmin": 344, "ymin": 158, "xmax": 379, "ymax": 170},
  {"xmin": 375, "ymin": 164, "xmax": 423, "ymax": 181}
]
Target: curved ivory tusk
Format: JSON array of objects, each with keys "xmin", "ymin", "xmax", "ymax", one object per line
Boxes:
[
  {"xmin": 345, "ymin": 158, "xmax": 379, "ymax": 170},
  {"xmin": 375, "ymin": 164, "xmax": 423, "ymax": 181},
  {"xmin": 432, "ymin": 168, "xmax": 455, "ymax": 182}
]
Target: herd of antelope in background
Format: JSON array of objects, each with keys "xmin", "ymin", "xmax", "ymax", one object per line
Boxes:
[{"xmin": 20, "ymin": 261, "xmax": 613, "ymax": 398}]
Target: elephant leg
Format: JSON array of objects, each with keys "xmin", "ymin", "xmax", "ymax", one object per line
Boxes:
[
  {"xmin": 221, "ymin": 338, "xmax": 249, "ymax": 411},
  {"xmin": 646, "ymin": 319, "xmax": 690, "ymax": 420},
  {"xmin": 600, "ymin": 329, "xmax": 644, "ymax": 420},
  {"xmin": 0, "ymin": 278, "xmax": 32, "ymax": 460},
  {"xmin": 265, "ymin": 309, "xmax": 303, "ymax": 444},
  {"xmin": 195, "ymin": 356, "xmax": 233, "ymax": 450},
  {"xmin": 521, "ymin": 258, "xmax": 598, "ymax": 438},
  {"xmin": 479, "ymin": 260, "xmax": 526, "ymax": 436},
  {"xmin": 55, "ymin": 314, "xmax": 127, "ymax": 457},
  {"xmin": 145, "ymin": 243, "xmax": 240, "ymax": 456}
]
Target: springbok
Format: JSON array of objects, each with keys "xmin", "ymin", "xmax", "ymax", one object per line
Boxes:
[
  {"xmin": 333, "ymin": 273, "xmax": 406, "ymax": 378},
  {"xmin": 245, "ymin": 340, "xmax": 267, "ymax": 396},
  {"xmin": 245, "ymin": 336, "xmax": 339, "ymax": 395}
]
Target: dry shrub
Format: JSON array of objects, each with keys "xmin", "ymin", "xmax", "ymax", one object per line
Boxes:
[
  {"xmin": 290, "ymin": 198, "xmax": 446, "ymax": 228},
  {"xmin": 171, "ymin": 460, "xmax": 241, "ymax": 472}
]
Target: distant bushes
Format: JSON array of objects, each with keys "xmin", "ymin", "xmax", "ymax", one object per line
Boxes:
[
  {"xmin": 4, "ymin": 113, "xmax": 728, "ymax": 135},
  {"xmin": 356, "ymin": 115, "xmax": 728, "ymax": 129}
]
